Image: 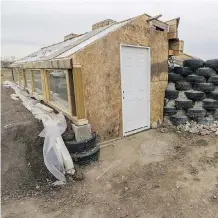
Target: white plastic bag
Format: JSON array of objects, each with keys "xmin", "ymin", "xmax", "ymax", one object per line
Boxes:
[{"xmin": 39, "ymin": 113, "xmax": 75, "ymax": 182}]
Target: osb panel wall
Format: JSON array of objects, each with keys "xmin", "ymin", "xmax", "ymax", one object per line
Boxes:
[{"xmin": 72, "ymin": 14, "xmax": 168, "ymax": 141}]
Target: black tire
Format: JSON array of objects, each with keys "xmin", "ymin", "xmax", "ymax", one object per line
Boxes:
[
  {"xmin": 175, "ymin": 99, "xmax": 193, "ymax": 110},
  {"xmin": 208, "ymin": 76, "xmax": 218, "ymax": 85},
  {"xmin": 164, "ymin": 98, "xmax": 169, "ymax": 106},
  {"xmin": 195, "ymin": 68, "xmax": 216, "ymax": 78},
  {"xmin": 184, "ymin": 74, "xmax": 206, "ymax": 83},
  {"xmin": 202, "ymin": 99, "xmax": 218, "ymax": 110},
  {"xmin": 194, "ymin": 83, "xmax": 215, "ymax": 93},
  {"xmin": 62, "ymin": 132, "xmax": 75, "ymax": 141},
  {"xmin": 164, "ymin": 107, "xmax": 177, "ymax": 116},
  {"xmin": 168, "ymin": 66, "xmax": 174, "ymax": 73},
  {"xmin": 211, "ymin": 109, "xmax": 218, "ymax": 120},
  {"xmin": 187, "ymin": 108, "xmax": 206, "ymax": 118},
  {"xmin": 197, "ymin": 117, "xmax": 214, "ymax": 125},
  {"xmin": 210, "ymin": 90, "xmax": 218, "ymax": 100},
  {"xmin": 183, "ymin": 59, "xmax": 204, "ymax": 70},
  {"xmin": 170, "ymin": 114, "xmax": 188, "ymax": 126},
  {"xmin": 174, "ymin": 67, "xmax": 193, "ymax": 76},
  {"xmin": 168, "ymin": 73, "xmax": 183, "ymax": 83},
  {"xmin": 185, "ymin": 91, "xmax": 206, "ymax": 101},
  {"xmin": 165, "ymin": 89, "xmax": 179, "ymax": 99},
  {"xmin": 65, "ymin": 132, "xmax": 97, "ymax": 154},
  {"xmin": 71, "ymin": 146, "xmax": 100, "ymax": 166},
  {"xmin": 205, "ymin": 59, "xmax": 218, "ymax": 70},
  {"xmin": 175, "ymin": 81, "xmax": 192, "ymax": 91}
]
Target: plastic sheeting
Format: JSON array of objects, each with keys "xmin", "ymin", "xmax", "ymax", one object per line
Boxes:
[{"xmin": 3, "ymin": 81, "xmax": 75, "ymax": 184}]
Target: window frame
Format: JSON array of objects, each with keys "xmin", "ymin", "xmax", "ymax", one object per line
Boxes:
[
  {"xmin": 23, "ymin": 69, "xmax": 34, "ymax": 94},
  {"xmin": 21, "ymin": 67, "xmax": 85, "ymax": 122},
  {"xmin": 42, "ymin": 69, "xmax": 76, "ymax": 118},
  {"xmin": 32, "ymin": 70, "xmax": 44, "ymax": 100}
]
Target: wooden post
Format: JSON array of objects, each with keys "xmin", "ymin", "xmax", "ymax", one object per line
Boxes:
[
  {"xmin": 73, "ymin": 66, "xmax": 86, "ymax": 119},
  {"xmin": 45, "ymin": 71, "xmax": 51, "ymax": 102},
  {"xmin": 41, "ymin": 69, "xmax": 50, "ymax": 102},
  {"xmin": 41, "ymin": 70, "xmax": 46, "ymax": 101},
  {"xmin": 11, "ymin": 68, "xmax": 14, "ymax": 81},
  {"xmin": 22, "ymin": 69, "xmax": 27, "ymax": 88},
  {"xmin": 66, "ymin": 69, "xmax": 76, "ymax": 116},
  {"xmin": 30, "ymin": 70, "xmax": 35, "ymax": 93},
  {"xmin": 18, "ymin": 70, "xmax": 21, "ymax": 85}
]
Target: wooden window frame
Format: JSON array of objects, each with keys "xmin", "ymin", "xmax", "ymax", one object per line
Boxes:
[
  {"xmin": 31, "ymin": 70, "xmax": 44, "ymax": 100},
  {"xmin": 23, "ymin": 69, "xmax": 33, "ymax": 94},
  {"xmin": 40, "ymin": 69, "xmax": 77, "ymax": 120},
  {"xmin": 20, "ymin": 66, "xmax": 87, "ymax": 125}
]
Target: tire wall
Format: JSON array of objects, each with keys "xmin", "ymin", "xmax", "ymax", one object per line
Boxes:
[{"xmin": 165, "ymin": 59, "xmax": 218, "ymax": 125}]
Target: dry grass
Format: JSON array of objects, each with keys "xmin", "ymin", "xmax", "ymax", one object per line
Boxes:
[{"xmin": 1, "ymin": 68, "xmax": 13, "ymax": 83}]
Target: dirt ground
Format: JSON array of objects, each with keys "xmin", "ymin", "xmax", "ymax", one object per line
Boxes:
[
  {"xmin": 1, "ymin": 87, "xmax": 54, "ymax": 197},
  {"xmin": 1, "ymin": 86, "xmax": 218, "ymax": 218}
]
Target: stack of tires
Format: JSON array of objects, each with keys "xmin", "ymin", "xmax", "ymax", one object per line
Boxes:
[
  {"xmin": 165, "ymin": 59, "xmax": 218, "ymax": 125},
  {"xmin": 63, "ymin": 132, "xmax": 100, "ymax": 166}
]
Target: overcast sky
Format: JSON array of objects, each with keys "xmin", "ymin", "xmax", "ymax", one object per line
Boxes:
[{"xmin": 1, "ymin": 0, "xmax": 218, "ymax": 60}]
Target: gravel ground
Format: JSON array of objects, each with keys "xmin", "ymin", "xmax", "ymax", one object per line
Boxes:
[{"xmin": 2, "ymin": 86, "xmax": 218, "ymax": 218}]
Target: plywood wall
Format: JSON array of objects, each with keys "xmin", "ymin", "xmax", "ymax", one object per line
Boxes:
[{"xmin": 72, "ymin": 14, "xmax": 168, "ymax": 141}]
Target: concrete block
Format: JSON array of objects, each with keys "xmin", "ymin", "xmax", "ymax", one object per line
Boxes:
[{"xmin": 72, "ymin": 123, "xmax": 91, "ymax": 142}]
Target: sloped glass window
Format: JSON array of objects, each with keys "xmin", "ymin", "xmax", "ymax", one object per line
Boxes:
[
  {"xmin": 19, "ymin": 71, "xmax": 24, "ymax": 86},
  {"xmin": 48, "ymin": 70, "xmax": 69, "ymax": 110},
  {"xmin": 13, "ymin": 68, "xmax": 20, "ymax": 83},
  {"xmin": 25, "ymin": 70, "xmax": 32, "ymax": 89},
  {"xmin": 33, "ymin": 70, "xmax": 43, "ymax": 95}
]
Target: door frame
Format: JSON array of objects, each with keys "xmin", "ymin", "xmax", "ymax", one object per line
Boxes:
[{"xmin": 120, "ymin": 44, "xmax": 151, "ymax": 136}]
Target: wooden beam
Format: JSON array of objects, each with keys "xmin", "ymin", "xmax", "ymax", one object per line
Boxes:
[
  {"xmin": 168, "ymin": 32, "xmax": 178, "ymax": 39},
  {"xmin": 22, "ymin": 69, "xmax": 27, "ymax": 88},
  {"xmin": 151, "ymin": 20, "xmax": 169, "ymax": 31},
  {"xmin": 166, "ymin": 17, "xmax": 180, "ymax": 28},
  {"xmin": 73, "ymin": 66, "xmax": 86, "ymax": 119},
  {"xmin": 169, "ymin": 50, "xmax": 180, "ymax": 56},
  {"xmin": 46, "ymin": 101, "xmax": 88, "ymax": 125},
  {"xmin": 66, "ymin": 69, "xmax": 76, "ymax": 116},
  {"xmin": 166, "ymin": 18, "xmax": 180, "ymax": 39},
  {"xmin": 45, "ymin": 70, "xmax": 51, "ymax": 102},
  {"xmin": 11, "ymin": 69, "xmax": 14, "ymax": 81},
  {"xmin": 169, "ymin": 39, "xmax": 184, "ymax": 52},
  {"xmin": 18, "ymin": 70, "xmax": 21, "ymax": 85},
  {"xmin": 40, "ymin": 69, "xmax": 48, "ymax": 102},
  {"xmin": 30, "ymin": 70, "xmax": 35, "ymax": 93},
  {"xmin": 22, "ymin": 58, "xmax": 73, "ymax": 69},
  {"xmin": 147, "ymin": 14, "xmax": 162, "ymax": 22}
]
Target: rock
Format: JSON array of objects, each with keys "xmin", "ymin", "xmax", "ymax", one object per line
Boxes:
[
  {"xmin": 151, "ymin": 122, "xmax": 158, "ymax": 129},
  {"xmin": 163, "ymin": 116, "xmax": 173, "ymax": 126},
  {"xmin": 160, "ymin": 128, "xmax": 168, "ymax": 133},
  {"xmin": 121, "ymin": 175, "xmax": 127, "ymax": 183},
  {"xmin": 157, "ymin": 119, "xmax": 163, "ymax": 127},
  {"xmin": 175, "ymin": 120, "xmax": 218, "ymax": 135},
  {"xmin": 124, "ymin": 187, "xmax": 129, "ymax": 191}
]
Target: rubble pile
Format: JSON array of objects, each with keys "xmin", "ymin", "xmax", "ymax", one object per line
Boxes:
[
  {"xmin": 165, "ymin": 59, "xmax": 218, "ymax": 126},
  {"xmin": 177, "ymin": 120, "xmax": 218, "ymax": 135}
]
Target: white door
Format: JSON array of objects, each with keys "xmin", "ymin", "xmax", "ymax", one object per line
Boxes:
[{"xmin": 120, "ymin": 45, "xmax": 150, "ymax": 136}]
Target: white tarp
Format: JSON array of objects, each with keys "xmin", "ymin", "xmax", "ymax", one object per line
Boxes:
[{"xmin": 4, "ymin": 81, "xmax": 75, "ymax": 184}]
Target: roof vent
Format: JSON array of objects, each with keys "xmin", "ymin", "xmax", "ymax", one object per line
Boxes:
[
  {"xmin": 64, "ymin": 33, "xmax": 80, "ymax": 41},
  {"xmin": 92, "ymin": 19, "xmax": 117, "ymax": 30}
]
